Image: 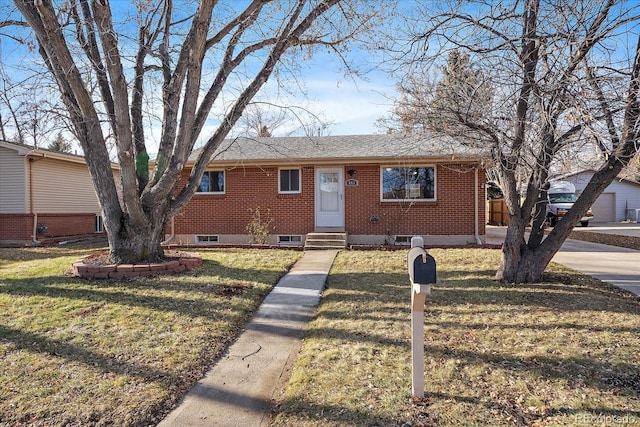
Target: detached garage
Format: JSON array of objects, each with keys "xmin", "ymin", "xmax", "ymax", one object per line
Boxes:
[{"xmin": 561, "ymin": 170, "xmax": 640, "ymax": 223}]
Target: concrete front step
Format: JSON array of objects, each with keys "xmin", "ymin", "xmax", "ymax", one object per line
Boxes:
[{"xmin": 304, "ymin": 232, "xmax": 347, "ymax": 250}]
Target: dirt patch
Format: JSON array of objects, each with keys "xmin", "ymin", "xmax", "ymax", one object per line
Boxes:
[
  {"xmin": 219, "ymin": 283, "xmax": 254, "ymax": 298},
  {"xmin": 568, "ymin": 230, "xmax": 640, "ymax": 250}
]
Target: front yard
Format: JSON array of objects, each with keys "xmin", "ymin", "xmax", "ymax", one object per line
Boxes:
[
  {"xmin": 271, "ymin": 250, "xmax": 640, "ymax": 426},
  {"xmin": 1, "ymin": 244, "xmax": 638, "ymax": 426},
  {"xmin": 0, "ymin": 244, "xmax": 301, "ymax": 426}
]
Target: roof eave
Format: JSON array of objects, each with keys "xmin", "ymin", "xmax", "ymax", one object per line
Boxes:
[{"xmin": 184, "ymin": 154, "xmax": 486, "ymax": 169}]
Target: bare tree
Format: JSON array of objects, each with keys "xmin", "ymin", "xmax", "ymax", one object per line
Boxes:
[
  {"xmin": 237, "ymin": 102, "xmax": 334, "ymax": 137},
  {"xmin": 385, "ymin": 0, "xmax": 640, "ymax": 282},
  {"xmin": 0, "ymin": 63, "xmax": 24, "ymax": 142},
  {"xmin": 5, "ymin": 0, "xmax": 380, "ymax": 263},
  {"xmin": 237, "ymin": 104, "xmax": 286, "ymax": 137},
  {"xmin": 0, "ymin": 45, "xmax": 73, "ymax": 147}
]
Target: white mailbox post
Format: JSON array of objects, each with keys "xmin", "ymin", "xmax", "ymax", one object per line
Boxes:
[{"xmin": 407, "ymin": 236, "xmax": 436, "ymax": 398}]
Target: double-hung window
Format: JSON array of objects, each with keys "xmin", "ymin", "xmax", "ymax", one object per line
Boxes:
[
  {"xmin": 279, "ymin": 168, "xmax": 301, "ymax": 193},
  {"xmin": 197, "ymin": 170, "xmax": 225, "ymax": 194},
  {"xmin": 381, "ymin": 166, "xmax": 435, "ymax": 201}
]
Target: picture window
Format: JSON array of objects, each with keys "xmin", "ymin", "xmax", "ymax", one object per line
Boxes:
[{"xmin": 381, "ymin": 166, "xmax": 435, "ymax": 201}]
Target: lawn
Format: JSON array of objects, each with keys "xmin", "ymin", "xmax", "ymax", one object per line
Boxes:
[
  {"xmin": 0, "ymin": 243, "xmax": 302, "ymax": 426},
  {"xmin": 1, "ymin": 244, "xmax": 639, "ymax": 426},
  {"xmin": 271, "ymin": 249, "xmax": 640, "ymax": 426}
]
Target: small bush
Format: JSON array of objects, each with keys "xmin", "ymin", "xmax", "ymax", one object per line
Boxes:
[{"xmin": 245, "ymin": 206, "xmax": 274, "ymax": 244}]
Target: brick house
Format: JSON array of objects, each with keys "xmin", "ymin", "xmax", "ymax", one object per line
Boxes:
[
  {"xmin": 0, "ymin": 140, "xmax": 119, "ymax": 246},
  {"xmin": 166, "ymin": 134, "xmax": 488, "ymax": 248}
]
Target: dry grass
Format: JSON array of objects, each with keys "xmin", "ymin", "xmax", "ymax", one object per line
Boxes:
[
  {"xmin": 568, "ymin": 230, "xmax": 640, "ymax": 250},
  {"xmin": 271, "ymin": 249, "xmax": 640, "ymax": 426},
  {"xmin": 0, "ymin": 243, "xmax": 302, "ymax": 426},
  {"xmin": 2, "ymin": 243, "xmax": 638, "ymax": 426}
]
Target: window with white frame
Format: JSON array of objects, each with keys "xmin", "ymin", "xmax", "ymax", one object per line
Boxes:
[
  {"xmin": 277, "ymin": 235, "xmax": 302, "ymax": 244},
  {"xmin": 279, "ymin": 168, "xmax": 301, "ymax": 193},
  {"xmin": 196, "ymin": 235, "xmax": 219, "ymax": 244},
  {"xmin": 394, "ymin": 235, "xmax": 412, "ymax": 245},
  {"xmin": 197, "ymin": 170, "xmax": 225, "ymax": 193},
  {"xmin": 381, "ymin": 166, "xmax": 435, "ymax": 201}
]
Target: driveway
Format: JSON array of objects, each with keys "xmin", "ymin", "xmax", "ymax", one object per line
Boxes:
[{"xmin": 485, "ymin": 225, "xmax": 640, "ymax": 296}]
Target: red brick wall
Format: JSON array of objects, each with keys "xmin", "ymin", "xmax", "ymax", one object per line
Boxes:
[
  {"xmin": 172, "ymin": 163, "xmax": 485, "ymax": 237},
  {"xmin": 0, "ymin": 214, "xmax": 33, "ymax": 240},
  {"xmin": 0, "ymin": 213, "xmax": 101, "ymax": 243},
  {"xmin": 173, "ymin": 166, "xmax": 315, "ymax": 235},
  {"xmin": 344, "ymin": 164, "xmax": 485, "ymax": 236},
  {"xmin": 36, "ymin": 213, "xmax": 99, "ymax": 237}
]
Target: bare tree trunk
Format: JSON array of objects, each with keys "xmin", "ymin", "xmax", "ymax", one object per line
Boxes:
[
  {"xmin": 0, "ymin": 111, "xmax": 5, "ymax": 140},
  {"xmin": 497, "ymin": 221, "xmax": 556, "ymax": 283},
  {"xmin": 496, "ymin": 214, "xmax": 552, "ymax": 283},
  {"xmin": 106, "ymin": 209, "xmax": 168, "ymax": 264}
]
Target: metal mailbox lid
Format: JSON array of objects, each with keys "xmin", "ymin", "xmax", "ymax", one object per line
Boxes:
[{"xmin": 407, "ymin": 247, "xmax": 436, "ymax": 284}]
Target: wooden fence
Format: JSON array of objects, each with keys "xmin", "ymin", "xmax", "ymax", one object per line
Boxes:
[{"xmin": 487, "ymin": 199, "xmax": 508, "ymax": 225}]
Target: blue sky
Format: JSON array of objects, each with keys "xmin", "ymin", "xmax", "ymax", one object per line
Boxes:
[
  {"xmin": 0, "ymin": 1, "xmax": 399, "ymax": 153},
  {"xmin": 259, "ymin": 51, "xmax": 397, "ymax": 137}
]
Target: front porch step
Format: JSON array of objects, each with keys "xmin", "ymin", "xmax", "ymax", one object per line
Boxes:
[{"xmin": 304, "ymin": 232, "xmax": 348, "ymax": 250}]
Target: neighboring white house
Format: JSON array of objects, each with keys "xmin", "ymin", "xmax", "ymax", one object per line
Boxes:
[{"xmin": 560, "ymin": 169, "xmax": 640, "ymax": 222}]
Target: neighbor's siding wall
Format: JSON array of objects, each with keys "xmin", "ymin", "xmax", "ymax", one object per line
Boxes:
[
  {"xmin": 0, "ymin": 150, "xmax": 111, "ymax": 245},
  {"xmin": 31, "ymin": 157, "xmax": 102, "ymax": 213},
  {"xmin": 171, "ymin": 163, "xmax": 485, "ymax": 242},
  {"xmin": 0, "ymin": 146, "xmax": 27, "ymax": 213},
  {"xmin": 567, "ymin": 172, "xmax": 640, "ymax": 222}
]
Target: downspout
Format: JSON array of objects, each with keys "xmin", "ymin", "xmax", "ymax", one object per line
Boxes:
[
  {"xmin": 162, "ymin": 216, "xmax": 175, "ymax": 245},
  {"xmin": 474, "ymin": 167, "xmax": 482, "ymax": 245},
  {"xmin": 28, "ymin": 157, "xmax": 40, "ymax": 246}
]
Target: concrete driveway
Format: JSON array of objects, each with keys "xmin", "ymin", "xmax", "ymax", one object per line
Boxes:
[{"xmin": 486, "ymin": 224, "xmax": 640, "ymax": 296}]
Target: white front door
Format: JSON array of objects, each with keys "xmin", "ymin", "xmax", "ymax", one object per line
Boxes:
[{"xmin": 315, "ymin": 168, "xmax": 344, "ymax": 228}]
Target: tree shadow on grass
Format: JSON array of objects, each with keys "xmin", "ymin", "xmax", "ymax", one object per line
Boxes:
[
  {"xmin": 305, "ymin": 318, "xmax": 639, "ymax": 392},
  {"xmin": 0, "ymin": 324, "xmax": 176, "ymax": 384},
  {"xmin": 0, "ymin": 274, "xmax": 267, "ymax": 321},
  {"xmin": 326, "ymin": 267, "xmax": 639, "ymax": 314},
  {"xmin": 276, "ymin": 380, "xmax": 640, "ymax": 426},
  {"xmin": 0, "ymin": 255, "xmax": 294, "ymax": 320},
  {"xmin": 316, "ymin": 270, "xmax": 640, "ymax": 394}
]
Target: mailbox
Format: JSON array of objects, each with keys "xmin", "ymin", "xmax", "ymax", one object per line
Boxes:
[
  {"xmin": 407, "ymin": 247, "xmax": 437, "ymax": 285},
  {"xmin": 407, "ymin": 238, "xmax": 436, "ymax": 398}
]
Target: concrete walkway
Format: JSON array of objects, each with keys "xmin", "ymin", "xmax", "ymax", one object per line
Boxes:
[
  {"xmin": 158, "ymin": 250, "xmax": 338, "ymax": 427},
  {"xmin": 486, "ymin": 225, "xmax": 640, "ymax": 296}
]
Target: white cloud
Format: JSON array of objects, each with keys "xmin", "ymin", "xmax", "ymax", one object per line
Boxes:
[{"xmin": 279, "ymin": 76, "xmax": 396, "ymax": 136}]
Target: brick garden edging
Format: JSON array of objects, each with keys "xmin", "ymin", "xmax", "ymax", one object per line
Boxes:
[{"xmin": 72, "ymin": 254, "xmax": 203, "ymax": 279}]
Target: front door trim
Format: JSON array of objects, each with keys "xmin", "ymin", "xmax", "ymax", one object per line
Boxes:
[{"xmin": 314, "ymin": 167, "xmax": 345, "ymax": 229}]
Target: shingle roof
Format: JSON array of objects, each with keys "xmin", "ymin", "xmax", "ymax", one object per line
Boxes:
[{"xmin": 189, "ymin": 133, "xmax": 488, "ymax": 165}]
